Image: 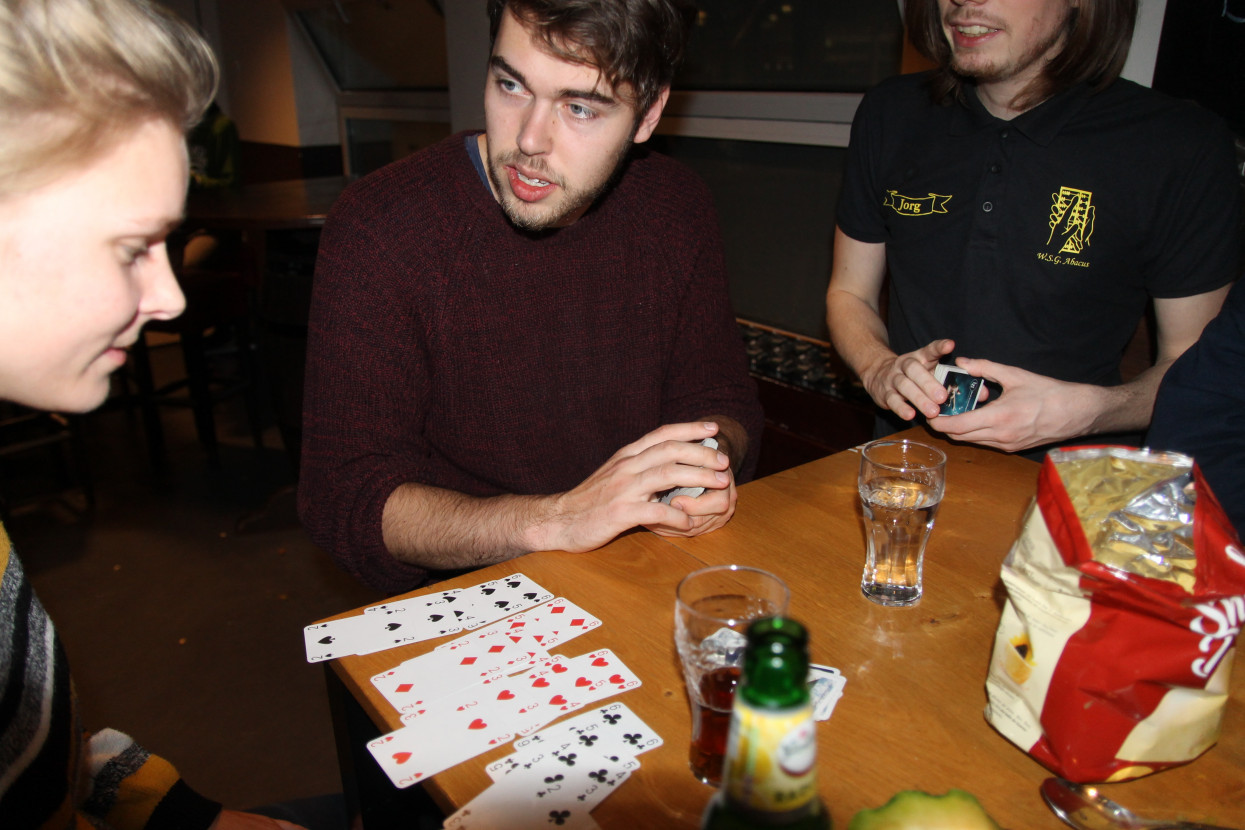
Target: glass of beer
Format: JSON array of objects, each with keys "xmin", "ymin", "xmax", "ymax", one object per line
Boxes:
[
  {"xmin": 675, "ymin": 565, "xmax": 790, "ymax": 786},
  {"xmin": 858, "ymin": 438, "xmax": 947, "ymax": 606}
]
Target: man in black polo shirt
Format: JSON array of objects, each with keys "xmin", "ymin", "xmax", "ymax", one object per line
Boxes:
[{"xmin": 827, "ymin": 0, "xmax": 1240, "ymax": 455}]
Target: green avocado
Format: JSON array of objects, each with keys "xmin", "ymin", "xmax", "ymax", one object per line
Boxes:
[{"xmin": 847, "ymin": 789, "xmax": 1001, "ymax": 830}]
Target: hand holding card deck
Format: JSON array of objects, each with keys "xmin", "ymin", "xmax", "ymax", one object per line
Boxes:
[{"xmin": 657, "ymin": 436, "xmax": 719, "ymax": 504}]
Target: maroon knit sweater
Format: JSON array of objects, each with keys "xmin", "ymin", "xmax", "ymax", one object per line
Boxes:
[{"xmin": 298, "ymin": 132, "xmax": 763, "ymax": 593}]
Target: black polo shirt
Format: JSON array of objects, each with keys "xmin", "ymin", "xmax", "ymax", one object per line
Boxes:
[{"xmin": 838, "ymin": 73, "xmax": 1240, "ymax": 390}]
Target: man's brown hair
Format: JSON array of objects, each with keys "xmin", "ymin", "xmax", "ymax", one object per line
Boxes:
[{"xmin": 487, "ymin": 0, "xmax": 697, "ymax": 118}]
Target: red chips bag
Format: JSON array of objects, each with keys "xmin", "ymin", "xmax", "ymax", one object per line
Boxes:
[{"xmin": 985, "ymin": 447, "xmax": 1245, "ymax": 783}]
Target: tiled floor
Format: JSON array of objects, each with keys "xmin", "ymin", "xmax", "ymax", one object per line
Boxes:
[{"xmin": 5, "ymin": 341, "xmax": 382, "ymax": 813}]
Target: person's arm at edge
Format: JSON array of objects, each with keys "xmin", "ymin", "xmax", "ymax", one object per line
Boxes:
[
  {"xmin": 825, "ymin": 226, "xmax": 952, "ymax": 420},
  {"xmin": 1082, "ymin": 286, "xmax": 1232, "ymax": 435},
  {"xmin": 940, "ymin": 285, "xmax": 1233, "ymax": 451}
]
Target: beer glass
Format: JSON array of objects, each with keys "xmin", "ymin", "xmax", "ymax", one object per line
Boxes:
[
  {"xmin": 675, "ymin": 565, "xmax": 789, "ymax": 786},
  {"xmin": 858, "ymin": 438, "xmax": 946, "ymax": 606}
]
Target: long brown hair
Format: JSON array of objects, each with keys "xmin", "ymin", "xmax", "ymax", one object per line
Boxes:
[
  {"xmin": 487, "ymin": 0, "xmax": 697, "ymax": 117},
  {"xmin": 905, "ymin": 0, "xmax": 1137, "ymax": 111}
]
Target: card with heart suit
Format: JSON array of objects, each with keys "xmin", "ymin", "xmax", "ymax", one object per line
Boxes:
[
  {"xmin": 400, "ymin": 654, "xmax": 572, "ymax": 734},
  {"xmin": 369, "ymin": 597, "xmax": 603, "ymax": 713},
  {"xmin": 445, "ymin": 749, "xmax": 638, "ymax": 830},
  {"xmin": 366, "ymin": 716, "xmax": 517, "ymax": 790},
  {"xmin": 371, "ymin": 630, "xmax": 550, "ymax": 714},
  {"xmin": 401, "ymin": 649, "xmax": 642, "ymax": 735},
  {"xmin": 368, "ymin": 656, "xmax": 576, "ymax": 788},
  {"xmin": 369, "ymin": 648, "xmax": 643, "ymax": 789}
]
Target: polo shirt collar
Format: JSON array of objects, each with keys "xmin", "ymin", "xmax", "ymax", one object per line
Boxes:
[{"xmin": 951, "ymin": 81, "xmax": 1093, "ymax": 147}]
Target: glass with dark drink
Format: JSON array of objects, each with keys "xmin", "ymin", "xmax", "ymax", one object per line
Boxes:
[{"xmin": 675, "ymin": 565, "xmax": 789, "ymax": 785}]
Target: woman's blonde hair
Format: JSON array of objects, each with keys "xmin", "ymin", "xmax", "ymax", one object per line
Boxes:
[{"xmin": 0, "ymin": 0, "xmax": 218, "ymax": 195}]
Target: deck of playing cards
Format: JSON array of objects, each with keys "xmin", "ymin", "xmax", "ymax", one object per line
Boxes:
[{"xmin": 933, "ymin": 364, "xmax": 985, "ymax": 416}]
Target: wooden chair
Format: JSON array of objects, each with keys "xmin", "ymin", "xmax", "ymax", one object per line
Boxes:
[
  {"xmin": 127, "ymin": 229, "xmax": 265, "ymax": 470},
  {"xmin": 0, "ymin": 403, "xmax": 93, "ymax": 518}
]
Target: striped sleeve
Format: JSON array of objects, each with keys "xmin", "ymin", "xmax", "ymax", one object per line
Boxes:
[{"xmin": 1, "ymin": 525, "xmax": 220, "ymax": 830}]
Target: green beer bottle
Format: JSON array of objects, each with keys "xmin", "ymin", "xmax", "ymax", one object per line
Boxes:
[{"xmin": 701, "ymin": 617, "xmax": 830, "ymax": 829}]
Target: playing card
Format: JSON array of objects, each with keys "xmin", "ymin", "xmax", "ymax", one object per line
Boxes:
[
  {"xmin": 363, "ymin": 589, "xmax": 483, "ymax": 631},
  {"xmin": 550, "ymin": 649, "xmax": 643, "ymax": 704},
  {"xmin": 436, "ymin": 597, "xmax": 601, "ymax": 653},
  {"xmin": 809, "ymin": 664, "xmax": 847, "ymax": 721},
  {"xmin": 366, "ymin": 718, "xmax": 516, "ymax": 790},
  {"xmin": 366, "ymin": 587, "xmax": 466, "ymax": 615},
  {"xmin": 933, "ymin": 364, "xmax": 984, "ymax": 415},
  {"xmin": 371, "ymin": 630, "xmax": 549, "ymax": 714},
  {"xmin": 456, "ymin": 573, "xmax": 555, "ymax": 629},
  {"xmin": 303, "ymin": 617, "xmax": 366, "ymax": 663},
  {"xmin": 303, "ymin": 607, "xmax": 473, "ymax": 663},
  {"xmin": 403, "ymin": 659, "xmax": 570, "ymax": 739},
  {"xmin": 446, "ymin": 748, "xmax": 637, "ymax": 830},
  {"xmin": 504, "ymin": 702, "xmax": 662, "ymax": 767}
]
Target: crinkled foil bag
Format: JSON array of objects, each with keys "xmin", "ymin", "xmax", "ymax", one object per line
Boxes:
[{"xmin": 985, "ymin": 446, "xmax": 1245, "ymax": 783}]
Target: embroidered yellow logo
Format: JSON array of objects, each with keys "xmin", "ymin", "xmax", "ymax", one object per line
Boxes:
[
  {"xmin": 1047, "ymin": 186, "xmax": 1095, "ymax": 254},
  {"xmin": 884, "ymin": 190, "xmax": 952, "ymax": 217}
]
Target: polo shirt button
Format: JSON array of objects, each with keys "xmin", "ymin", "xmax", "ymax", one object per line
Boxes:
[
  {"xmin": 1000, "ymin": 129, "xmax": 1010, "ymax": 139},
  {"xmin": 990, "ymin": 164, "xmax": 1001, "ymax": 174},
  {"xmin": 983, "ymin": 201, "xmax": 994, "ymax": 212}
]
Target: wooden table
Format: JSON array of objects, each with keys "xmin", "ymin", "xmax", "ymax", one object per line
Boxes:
[{"xmin": 325, "ymin": 429, "xmax": 1245, "ymax": 828}]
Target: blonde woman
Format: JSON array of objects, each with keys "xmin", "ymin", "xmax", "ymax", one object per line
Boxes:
[{"xmin": 0, "ymin": 0, "xmax": 309, "ymax": 827}]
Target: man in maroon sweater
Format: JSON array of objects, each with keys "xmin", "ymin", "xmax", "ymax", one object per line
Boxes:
[{"xmin": 298, "ymin": 0, "xmax": 764, "ymax": 593}]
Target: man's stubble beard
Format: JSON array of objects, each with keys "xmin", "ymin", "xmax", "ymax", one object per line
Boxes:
[
  {"xmin": 948, "ymin": 11, "xmax": 1072, "ymax": 86},
  {"xmin": 486, "ymin": 140, "xmax": 633, "ymax": 232}
]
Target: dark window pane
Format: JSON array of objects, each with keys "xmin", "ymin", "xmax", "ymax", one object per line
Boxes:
[
  {"xmin": 679, "ymin": 2, "xmax": 903, "ymax": 92},
  {"xmin": 647, "ymin": 135, "xmax": 843, "ymax": 340},
  {"xmin": 296, "ymin": 1, "xmax": 448, "ymax": 91},
  {"xmin": 345, "ymin": 118, "xmax": 452, "ymax": 177}
]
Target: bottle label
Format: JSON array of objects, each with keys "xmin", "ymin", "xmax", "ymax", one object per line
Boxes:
[{"xmin": 723, "ymin": 701, "xmax": 818, "ymax": 813}]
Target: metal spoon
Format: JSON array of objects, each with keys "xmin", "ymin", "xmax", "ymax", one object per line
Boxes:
[{"xmin": 1041, "ymin": 778, "xmax": 1239, "ymax": 830}]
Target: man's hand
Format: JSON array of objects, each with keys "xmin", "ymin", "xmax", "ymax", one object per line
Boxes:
[
  {"xmin": 925, "ymin": 358, "xmax": 1104, "ymax": 452},
  {"xmin": 533, "ymin": 422, "xmax": 734, "ymax": 552},
  {"xmin": 859, "ymin": 338, "xmax": 956, "ymax": 422},
  {"xmin": 647, "ymin": 462, "xmax": 737, "ymax": 539},
  {"xmin": 209, "ymin": 810, "xmax": 307, "ymax": 830}
]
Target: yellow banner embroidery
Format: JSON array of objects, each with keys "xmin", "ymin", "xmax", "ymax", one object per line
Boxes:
[
  {"xmin": 1047, "ymin": 186, "xmax": 1095, "ymax": 255},
  {"xmin": 884, "ymin": 190, "xmax": 952, "ymax": 217}
]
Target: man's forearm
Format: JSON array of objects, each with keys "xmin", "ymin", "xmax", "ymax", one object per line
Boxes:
[
  {"xmin": 826, "ymin": 288, "xmax": 895, "ymax": 383},
  {"xmin": 381, "ymin": 482, "xmax": 557, "ymax": 571},
  {"xmin": 1082, "ymin": 359, "xmax": 1173, "ymax": 436}
]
